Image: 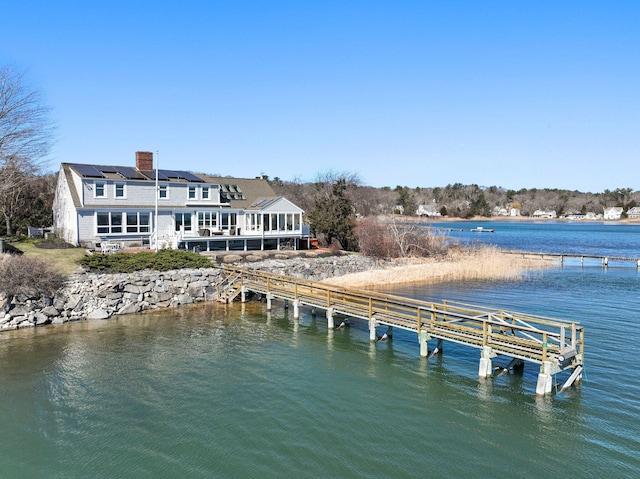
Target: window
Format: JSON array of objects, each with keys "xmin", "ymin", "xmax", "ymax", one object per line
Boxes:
[
  {"xmin": 98, "ymin": 212, "xmax": 149, "ymax": 235},
  {"xmin": 188, "ymin": 186, "xmax": 196, "ymax": 199},
  {"xmin": 221, "ymin": 212, "xmax": 237, "ymax": 230},
  {"xmin": 126, "ymin": 212, "xmax": 150, "ymax": 233},
  {"xmin": 95, "ymin": 182, "xmax": 106, "ymax": 198},
  {"xmin": 175, "ymin": 212, "xmax": 192, "ymax": 232},
  {"xmin": 202, "ymin": 186, "xmax": 209, "ymax": 199},
  {"xmin": 247, "ymin": 213, "xmax": 261, "ymax": 231},
  {"xmin": 97, "ymin": 212, "xmax": 122, "ymax": 234},
  {"xmin": 198, "ymin": 211, "xmax": 218, "ymax": 229},
  {"xmin": 158, "ymin": 185, "xmax": 168, "ymax": 199},
  {"xmin": 115, "ymin": 183, "xmax": 125, "ymax": 198}
]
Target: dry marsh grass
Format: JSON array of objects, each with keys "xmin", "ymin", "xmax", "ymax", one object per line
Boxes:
[{"xmin": 323, "ymin": 246, "xmax": 557, "ymax": 288}]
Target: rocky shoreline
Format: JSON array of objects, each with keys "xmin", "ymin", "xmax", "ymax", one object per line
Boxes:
[{"xmin": 0, "ymin": 252, "xmax": 380, "ymax": 332}]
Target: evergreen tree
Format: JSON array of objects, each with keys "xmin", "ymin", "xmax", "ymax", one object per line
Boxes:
[
  {"xmin": 308, "ymin": 179, "xmax": 357, "ymax": 250},
  {"xmin": 395, "ymin": 186, "xmax": 417, "ymax": 216}
]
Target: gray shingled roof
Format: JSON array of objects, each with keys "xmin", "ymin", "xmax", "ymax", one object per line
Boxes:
[{"xmin": 60, "ymin": 163, "xmax": 279, "ymax": 208}]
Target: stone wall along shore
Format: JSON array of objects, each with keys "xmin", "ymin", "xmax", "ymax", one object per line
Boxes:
[{"xmin": 1, "ymin": 252, "xmax": 379, "ymax": 332}]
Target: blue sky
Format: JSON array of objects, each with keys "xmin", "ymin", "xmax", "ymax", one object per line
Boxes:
[{"xmin": 2, "ymin": 1, "xmax": 638, "ymax": 192}]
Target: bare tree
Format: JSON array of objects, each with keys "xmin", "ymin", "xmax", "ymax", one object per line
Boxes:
[
  {"xmin": 313, "ymin": 170, "xmax": 361, "ymax": 199},
  {"xmin": 0, "ymin": 67, "xmax": 54, "ymax": 234}
]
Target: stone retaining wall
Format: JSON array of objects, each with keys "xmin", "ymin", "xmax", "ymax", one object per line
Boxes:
[{"xmin": 0, "ymin": 253, "xmax": 379, "ymax": 332}]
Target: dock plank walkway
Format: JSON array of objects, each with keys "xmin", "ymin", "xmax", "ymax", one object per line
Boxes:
[{"xmin": 218, "ymin": 266, "xmax": 584, "ymax": 395}]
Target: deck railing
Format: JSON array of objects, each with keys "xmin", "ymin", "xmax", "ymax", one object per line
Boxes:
[{"xmin": 221, "ymin": 266, "xmax": 584, "ymax": 366}]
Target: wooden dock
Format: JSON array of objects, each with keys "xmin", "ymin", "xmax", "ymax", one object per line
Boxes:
[
  {"xmin": 217, "ymin": 266, "xmax": 584, "ymax": 396},
  {"xmin": 506, "ymin": 250, "xmax": 640, "ymax": 267}
]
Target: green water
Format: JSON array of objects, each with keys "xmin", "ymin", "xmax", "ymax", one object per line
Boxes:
[{"xmin": 1, "ymin": 291, "xmax": 637, "ymax": 478}]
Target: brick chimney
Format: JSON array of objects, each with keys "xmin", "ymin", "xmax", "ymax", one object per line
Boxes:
[{"xmin": 135, "ymin": 151, "xmax": 153, "ymax": 171}]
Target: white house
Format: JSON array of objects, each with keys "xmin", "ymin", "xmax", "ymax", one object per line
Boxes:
[
  {"xmin": 532, "ymin": 209, "xmax": 557, "ymax": 219},
  {"xmin": 416, "ymin": 204, "xmax": 441, "ymax": 217},
  {"xmin": 53, "ymin": 151, "xmax": 309, "ymax": 252},
  {"xmin": 603, "ymin": 207, "xmax": 623, "ymax": 220},
  {"xmin": 626, "ymin": 206, "xmax": 640, "ymax": 219}
]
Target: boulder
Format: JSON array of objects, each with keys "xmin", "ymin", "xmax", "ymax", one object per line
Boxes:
[
  {"xmin": 87, "ymin": 309, "xmax": 110, "ymax": 320},
  {"xmin": 41, "ymin": 306, "xmax": 60, "ymax": 317},
  {"xmin": 117, "ymin": 303, "xmax": 142, "ymax": 315}
]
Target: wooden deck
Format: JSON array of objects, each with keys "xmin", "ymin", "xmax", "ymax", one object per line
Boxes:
[{"xmin": 217, "ymin": 266, "xmax": 584, "ymax": 395}]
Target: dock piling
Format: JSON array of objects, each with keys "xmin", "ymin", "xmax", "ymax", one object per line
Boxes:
[
  {"xmin": 479, "ymin": 346, "xmax": 494, "ymax": 378},
  {"xmin": 326, "ymin": 308, "xmax": 335, "ymax": 329},
  {"xmin": 369, "ymin": 317, "xmax": 377, "ymax": 342},
  {"xmin": 419, "ymin": 330, "xmax": 429, "ymax": 357},
  {"xmin": 536, "ymin": 361, "xmax": 554, "ymax": 395}
]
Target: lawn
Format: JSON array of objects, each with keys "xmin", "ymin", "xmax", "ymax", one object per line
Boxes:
[{"xmin": 9, "ymin": 241, "xmax": 88, "ymax": 275}]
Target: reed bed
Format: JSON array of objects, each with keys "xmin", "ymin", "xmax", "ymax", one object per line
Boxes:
[{"xmin": 322, "ymin": 246, "xmax": 557, "ymax": 288}]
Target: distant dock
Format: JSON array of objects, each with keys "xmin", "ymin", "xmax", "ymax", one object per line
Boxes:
[{"xmin": 506, "ymin": 251, "xmax": 640, "ymax": 268}]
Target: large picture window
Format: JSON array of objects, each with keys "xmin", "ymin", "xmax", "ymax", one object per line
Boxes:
[
  {"xmin": 98, "ymin": 212, "xmax": 150, "ymax": 235},
  {"xmin": 126, "ymin": 212, "xmax": 150, "ymax": 233},
  {"xmin": 97, "ymin": 212, "xmax": 122, "ymax": 234}
]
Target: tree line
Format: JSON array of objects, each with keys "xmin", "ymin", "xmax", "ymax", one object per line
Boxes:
[
  {"xmin": 271, "ymin": 173, "xmax": 639, "ymax": 221},
  {"xmin": 270, "ymin": 173, "xmax": 639, "ymax": 250}
]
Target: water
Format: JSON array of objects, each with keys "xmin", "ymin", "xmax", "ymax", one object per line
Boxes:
[
  {"xmin": 1, "ymin": 222, "xmax": 639, "ymax": 478},
  {"xmin": 427, "ymin": 220, "xmax": 640, "ymax": 261}
]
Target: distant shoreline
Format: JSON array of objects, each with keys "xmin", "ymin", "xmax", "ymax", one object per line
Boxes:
[{"xmin": 403, "ymin": 215, "xmax": 640, "ymax": 224}]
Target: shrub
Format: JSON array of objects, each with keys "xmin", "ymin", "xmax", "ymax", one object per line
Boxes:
[
  {"xmin": 0, "ymin": 255, "xmax": 65, "ymax": 299},
  {"xmin": 355, "ymin": 216, "xmax": 450, "ymax": 259},
  {"xmin": 354, "ymin": 216, "xmax": 396, "ymax": 258},
  {"xmin": 77, "ymin": 249, "xmax": 212, "ymax": 273}
]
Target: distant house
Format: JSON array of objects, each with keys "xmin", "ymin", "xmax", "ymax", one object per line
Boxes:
[
  {"xmin": 532, "ymin": 209, "xmax": 557, "ymax": 219},
  {"xmin": 53, "ymin": 151, "xmax": 309, "ymax": 251},
  {"xmin": 416, "ymin": 204, "xmax": 441, "ymax": 217},
  {"xmin": 493, "ymin": 206, "xmax": 508, "ymax": 216},
  {"xmin": 603, "ymin": 207, "xmax": 623, "ymax": 220},
  {"xmin": 626, "ymin": 206, "xmax": 640, "ymax": 219},
  {"xmin": 493, "ymin": 206, "xmax": 520, "ymax": 217}
]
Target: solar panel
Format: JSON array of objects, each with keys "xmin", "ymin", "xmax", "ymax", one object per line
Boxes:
[
  {"xmin": 155, "ymin": 170, "xmax": 169, "ymax": 181},
  {"xmin": 113, "ymin": 166, "xmax": 141, "ymax": 179},
  {"xmin": 99, "ymin": 166, "xmax": 118, "ymax": 173},
  {"xmin": 158, "ymin": 169, "xmax": 204, "ymax": 182},
  {"xmin": 72, "ymin": 164, "xmax": 105, "ymax": 178},
  {"xmin": 179, "ymin": 171, "xmax": 204, "ymax": 183}
]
